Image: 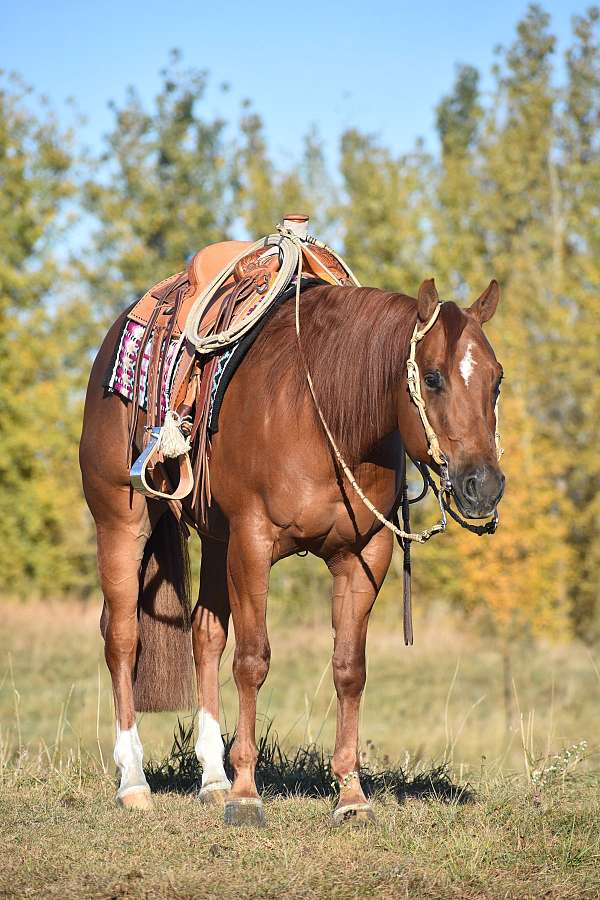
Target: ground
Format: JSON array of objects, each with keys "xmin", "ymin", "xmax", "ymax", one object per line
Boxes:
[
  {"xmin": 1, "ymin": 597, "xmax": 600, "ymax": 898},
  {"xmin": 2, "ymin": 770, "xmax": 600, "ymax": 898}
]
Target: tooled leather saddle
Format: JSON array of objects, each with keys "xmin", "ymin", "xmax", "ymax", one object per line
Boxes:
[{"xmin": 118, "ymin": 215, "xmax": 358, "ymax": 528}]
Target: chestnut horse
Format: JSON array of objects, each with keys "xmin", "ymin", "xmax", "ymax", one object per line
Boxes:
[{"xmin": 79, "ymin": 276, "xmax": 504, "ymax": 826}]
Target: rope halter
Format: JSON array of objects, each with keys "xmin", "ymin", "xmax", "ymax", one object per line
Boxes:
[
  {"xmin": 406, "ymin": 303, "xmax": 446, "ymax": 468},
  {"xmin": 406, "ymin": 298, "xmax": 503, "ymax": 536},
  {"xmin": 407, "ymin": 300, "xmax": 503, "ymax": 466}
]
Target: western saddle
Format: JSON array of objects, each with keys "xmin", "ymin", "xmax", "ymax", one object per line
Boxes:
[{"xmin": 125, "ymin": 215, "xmax": 359, "ymax": 527}]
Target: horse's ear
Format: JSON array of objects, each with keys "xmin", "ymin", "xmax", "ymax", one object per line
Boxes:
[
  {"xmin": 468, "ymin": 280, "xmax": 500, "ymax": 324},
  {"xmin": 417, "ymin": 278, "xmax": 439, "ymax": 322}
]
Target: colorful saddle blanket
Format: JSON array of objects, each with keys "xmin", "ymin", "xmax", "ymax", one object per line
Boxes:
[
  {"xmin": 106, "ymin": 319, "xmax": 178, "ymax": 417},
  {"xmin": 104, "ymin": 283, "xmax": 296, "ymax": 435}
]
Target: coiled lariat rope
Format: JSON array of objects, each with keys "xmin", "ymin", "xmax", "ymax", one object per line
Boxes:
[{"xmin": 185, "ymin": 229, "xmax": 361, "ymax": 354}]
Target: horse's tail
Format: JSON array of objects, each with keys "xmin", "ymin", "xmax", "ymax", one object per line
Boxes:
[{"xmin": 133, "ymin": 510, "xmax": 195, "ymax": 712}]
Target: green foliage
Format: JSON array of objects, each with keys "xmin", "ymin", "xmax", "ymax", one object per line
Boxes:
[
  {"xmin": 436, "ymin": 64, "xmax": 481, "ymax": 157},
  {"xmin": 427, "ymin": 3, "xmax": 572, "ymax": 642},
  {"xmin": 0, "ymin": 6, "xmax": 599, "ymax": 642},
  {"xmin": 236, "ymin": 113, "xmax": 336, "ymax": 237},
  {"xmin": 339, "ymin": 129, "xmax": 431, "ymax": 289},
  {"xmin": 555, "ymin": 6, "xmax": 600, "ymax": 637},
  {"xmin": 82, "ymin": 51, "xmax": 236, "ymax": 317},
  {"xmin": 0, "ymin": 73, "xmax": 96, "ymax": 597}
]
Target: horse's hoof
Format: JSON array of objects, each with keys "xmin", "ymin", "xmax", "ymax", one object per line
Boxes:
[
  {"xmin": 224, "ymin": 797, "xmax": 265, "ymax": 827},
  {"xmin": 199, "ymin": 782, "xmax": 231, "ymax": 806},
  {"xmin": 116, "ymin": 787, "xmax": 153, "ymax": 811},
  {"xmin": 332, "ymin": 802, "xmax": 376, "ymax": 828}
]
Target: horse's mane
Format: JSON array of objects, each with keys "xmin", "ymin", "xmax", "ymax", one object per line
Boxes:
[
  {"xmin": 248, "ymin": 284, "xmax": 468, "ymax": 464},
  {"xmin": 248, "ymin": 284, "xmax": 414, "ymax": 463}
]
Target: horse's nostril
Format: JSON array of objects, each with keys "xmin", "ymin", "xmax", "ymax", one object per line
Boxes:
[
  {"xmin": 463, "ymin": 474, "xmax": 479, "ymax": 503},
  {"xmin": 494, "ymin": 474, "xmax": 506, "ymax": 505}
]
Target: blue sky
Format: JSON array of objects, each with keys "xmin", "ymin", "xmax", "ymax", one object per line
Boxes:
[{"xmin": 2, "ymin": 0, "xmax": 579, "ymax": 162}]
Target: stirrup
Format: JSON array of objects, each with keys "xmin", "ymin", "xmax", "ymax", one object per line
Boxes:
[{"xmin": 130, "ymin": 426, "xmax": 194, "ymax": 500}]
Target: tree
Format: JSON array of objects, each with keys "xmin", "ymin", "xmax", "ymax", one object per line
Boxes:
[
  {"xmin": 83, "ymin": 51, "xmax": 237, "ymax": 319},
  {"xmin": 236, "ymin": 112, "xmax": 336, "ymax": 237},
  {"xmin": 0, "ymin": 73, "xmax": 95, "ymax": 596},
  {"xmin": 338, "ymin": 129, "xmax": 432, "ymax": 290},
  {"xmin": 432, "ymin": 65, "xmax": 487, "ymax": 295},
  {"xmin": 556, "ymin": 7, "xmax": 600, "ymax": 636}
]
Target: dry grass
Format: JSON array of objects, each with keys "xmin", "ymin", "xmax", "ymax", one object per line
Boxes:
[
  {"xmin": 2, "ymin": 596, "xmax": 600, "ymax": 775},
  {"xmin": 1, "ymin": 755, "xmax": 600, "ymax": 899},
  {"xmin": 2, "ymin": 596, "xmax": 600, "ymax": 897}
]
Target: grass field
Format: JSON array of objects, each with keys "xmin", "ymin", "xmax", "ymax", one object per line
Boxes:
[
  {"xmin": 2, "ymin": 766, "xmax": 600, "ymax": 899},
  {"xmin": 2, "ymin": 594, "xmax": 600, "ymax": 897}
]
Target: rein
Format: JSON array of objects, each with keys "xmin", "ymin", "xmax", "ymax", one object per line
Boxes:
[
  {"xmin": 291, "ymin": 229, "xmax": 502, "ymax": 540},
  {"xmin": 286, "ymin": 223, "xmax": 502, "ymax": 643},
  {"xmin": 286, "ymin": 225, "xmax": 448, "ymax": 545}
]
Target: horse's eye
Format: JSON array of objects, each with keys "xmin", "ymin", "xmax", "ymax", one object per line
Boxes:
[{"xmin": 424, "ymin": 371, "xmax": 443, "ymax": 390}]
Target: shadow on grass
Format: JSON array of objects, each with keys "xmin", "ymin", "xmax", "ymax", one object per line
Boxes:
[{"xmin": 145, "ymin": 719, "xmax": 473, "ymax": 804}]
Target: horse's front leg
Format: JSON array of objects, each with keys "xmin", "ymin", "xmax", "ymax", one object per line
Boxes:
[
  {"xmin": 224, "ymin": 526, "xmax": 273, "ymax": 826},
  {"xmin": 327, "ymin": 527, "xmax": 393, "ymax": 826}
]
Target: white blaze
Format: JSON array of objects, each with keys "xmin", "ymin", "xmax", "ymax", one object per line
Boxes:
[
  {"xmin": 195, "ymin": 709, "xmax": 231, "ymax": 792},
  {"xmin": 114, "ymin": 723, "xmax": 149, "ymax": 799},
  {"xmin": 459, "ymin": 343, "xmax": 477, "ymax": 387}
]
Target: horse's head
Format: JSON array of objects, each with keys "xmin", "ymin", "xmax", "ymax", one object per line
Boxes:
[{"xmin": 398, "ymin": 278, "xmax": 505, "ymax": 519}]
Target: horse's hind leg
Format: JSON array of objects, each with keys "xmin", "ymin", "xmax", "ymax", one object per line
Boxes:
[
  {"xmin": 96, "ymin": 490, "xmax": 154, "ymax": 810},
  {"xmin": 327, "ymin": 528, "xmax": 393, "ymax": 827},
  {"xmin": 192, "ymin": 536, "xmax": 232, "ymax": 804}
]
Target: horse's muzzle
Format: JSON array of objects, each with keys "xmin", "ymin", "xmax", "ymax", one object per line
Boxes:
[{"xmin": 451, "ymin": 464, "xmax": 505, "ymax": 519}]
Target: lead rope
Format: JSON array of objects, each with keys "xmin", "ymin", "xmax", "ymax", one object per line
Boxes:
[
  {"xmin": 288, "ymin": 227, "xmax": 447, "ymax": 544},
  {"xmin": 399, "ymin": 474, "xmax": 414, "ymax": 645},
  {"xmin": 285, "ymin": 223, "xmax": 499, "ymax": 645}
]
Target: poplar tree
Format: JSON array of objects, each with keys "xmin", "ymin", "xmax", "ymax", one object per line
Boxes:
[
  {"xmin": 558, "ymin": 7, "xmax": 600, "ymax": 636},
  {"xmin": 236, "ymin": 113, "xmax": 336, "ymax": 236},
  {"xmin": 338, "ymin": 130, "xmax": 432, "ymax": 289},
  {"xmin": 438, "ymin": 5, "xmax": 572, "ymax": 651},
  {"xmin": 0, "ymin": 75, "xmax": 95, "ymax": 596},
  {"xmin": 83, "ymin": 51, "xmax": 236, "ymax": 318}
]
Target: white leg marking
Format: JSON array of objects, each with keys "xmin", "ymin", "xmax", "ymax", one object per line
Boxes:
[
  {"xmin": 114, "ymin": 723, "xmax": 150, "ymax": 799},
  {"xmin": 459, "ymin": 342, "xmax": 477, "ymax": 387},
  {"xmin": 195, "ymin": 709, "xmax": 231, "ymax": 791}
]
